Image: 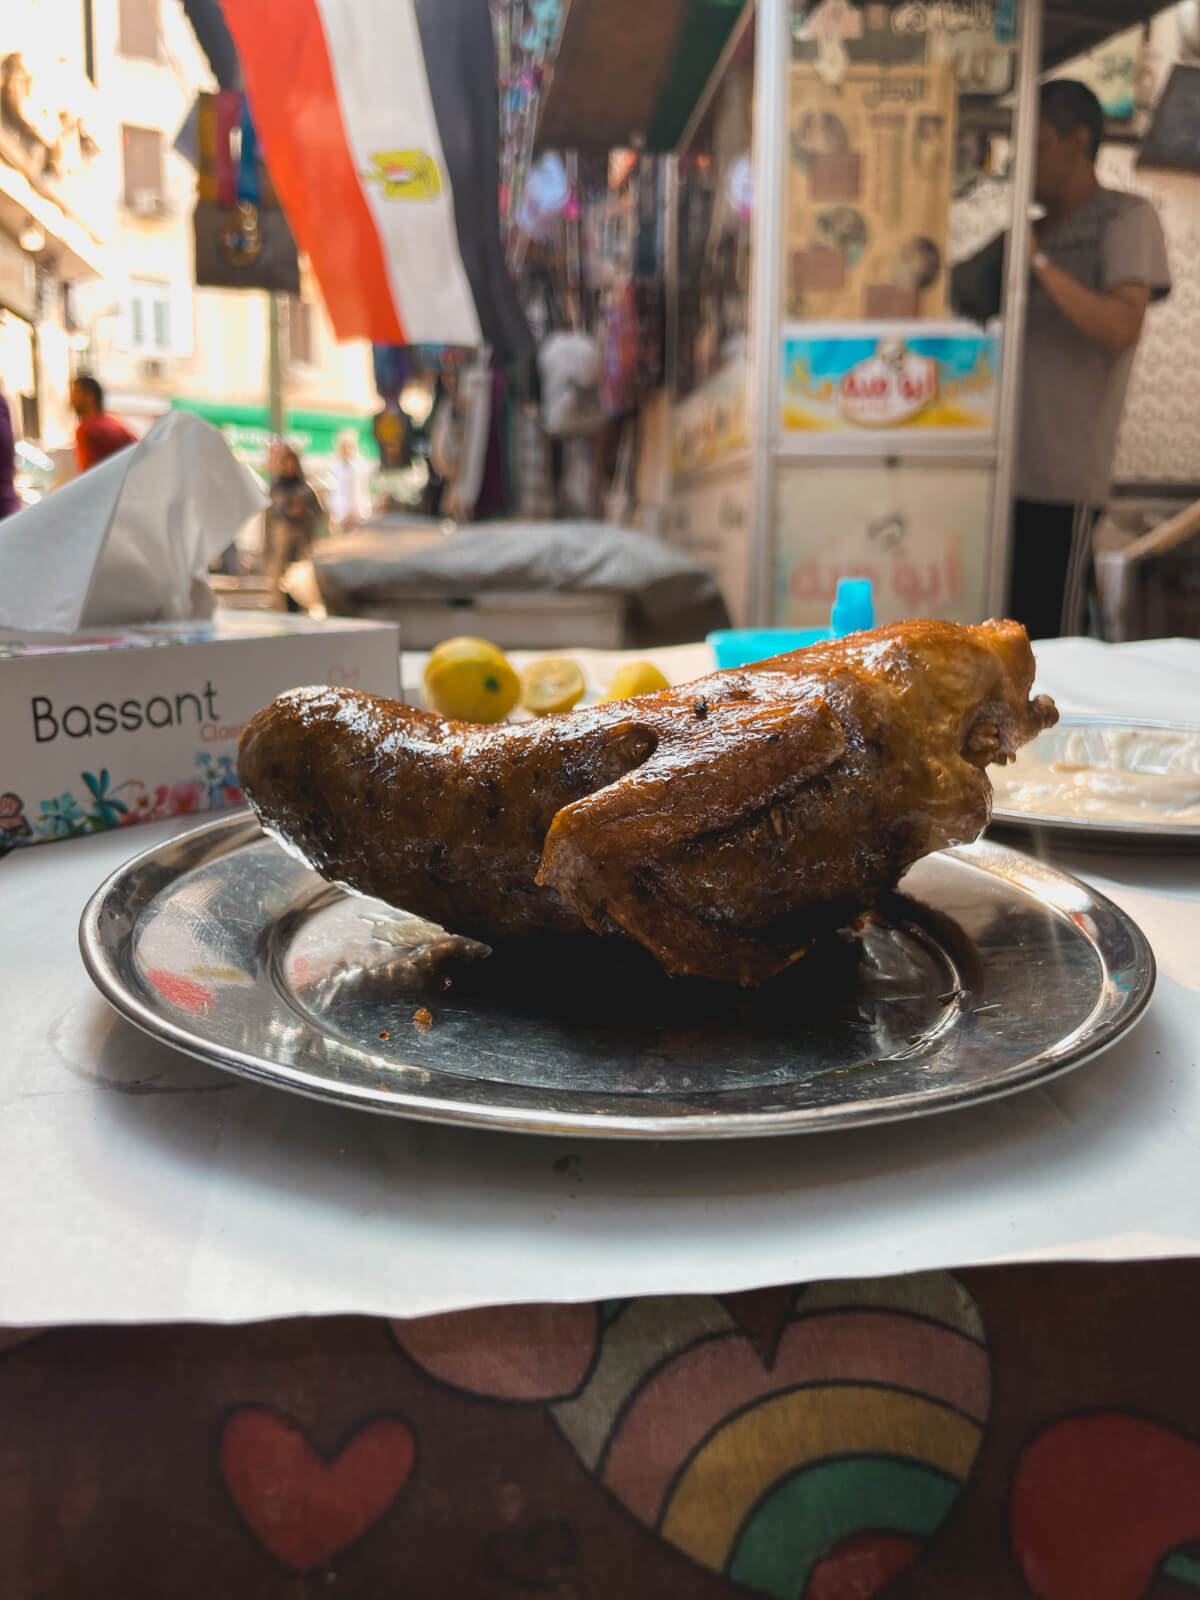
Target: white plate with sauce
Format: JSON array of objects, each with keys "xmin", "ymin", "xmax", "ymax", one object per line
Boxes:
[{"xmin": 989, "ymin": 717, "xmax": 1200, "ymax": 847}]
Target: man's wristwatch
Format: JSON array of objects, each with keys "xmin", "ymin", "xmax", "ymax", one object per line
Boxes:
[{"xmin": 1032, "ymin": 250, "xmax": 1049, "ymax": 273}]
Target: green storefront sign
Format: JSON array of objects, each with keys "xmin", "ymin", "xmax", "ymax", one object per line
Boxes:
[{"xmin": 170, "ymin": 399, "xmax": 375, "ymax": 460}]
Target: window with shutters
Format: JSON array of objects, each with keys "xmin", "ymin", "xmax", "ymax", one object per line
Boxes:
[
  {"xmin": 122, "ymin": 126, "xmax": 165, "ymax": 212},
  {"xmin": 282, "ymin": 296, "xmax": 315, "ymax": 368},
  {"xmin": 118, "ymin": 0, "xmax": 160, "ymax": 61},
  {"xmin": 127, "ymin": 279, "xmax": 172, "ymax": 353}
]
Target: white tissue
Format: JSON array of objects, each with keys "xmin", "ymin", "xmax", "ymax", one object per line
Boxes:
[{"xmin": 0, "ymin": 410, "xmax": 266, "ymax": 633}]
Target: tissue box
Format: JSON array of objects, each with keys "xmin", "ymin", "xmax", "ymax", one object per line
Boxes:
[{"xmin": 0, "ymin": 613, "xmax": 399, "ymax": 849}]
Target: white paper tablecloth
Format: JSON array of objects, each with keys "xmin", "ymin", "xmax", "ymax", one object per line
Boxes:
[{"xmin": 2, "ymin": 638, "xmax": 1199, "ymax": 1328}]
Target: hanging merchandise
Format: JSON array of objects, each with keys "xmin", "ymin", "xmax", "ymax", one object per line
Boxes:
[
  {"xmin": 564, "ymin": 151, "xmax": 583, "ymax": 297},
  {"xmin": 599, "ymin": 275, "xmax": 667, "ymax": 419},
  {"xmin": 492, "ymin": 0, "xmax": 566, "ymax": 259},
  {"xmin": 632, "ymin": 279, "xmax": 666, "ymax": 391},
  {"xmin": 600, "ymin": 282, "xmax": 640, "ymax": 417},
  {"xmin": 374, "ymin": 401, "xmax": 412, "ymax": 469},
  {"xmin": 518, "ymin": 0, "xmax": 562, "ymax": 56},
  {"xmin": 474, "ymin": 365, "xmax": 513, "ymax": 520},
  {"xmin": 539, "ymin": 332, "xmax": 607, "ymax": 438},
  {"xmin": 633, "ymin": 155, "xmax": 665, "ymax": 278},
  {"xmin": 372, "ymin": 345, "xmax": 411, "ymax": 404},
  {"xmin": 512, "ymin": 406, "xmax": 555, "ymax": 519},
  {"xmin": 516, "ymin": 153, "xmax": 572, "ymax": 242},
  {"xmin": 223, "ymin": 0, "xmax": 532, "ymax": 361},
  {"xmin": 192, "ymin": 92, "xmax": 301, "ymax": 293},
  {"xmin": 430, "ymin": 351, "xmax": 495, "ymax": 520},
  {"xmin": 521, "ymin": 266, "xmax": 564, "ymax": 345}
]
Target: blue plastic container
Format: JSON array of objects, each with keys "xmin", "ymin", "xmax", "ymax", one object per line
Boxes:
[{"xmin": 708, "ymin": 580, "xmax": 875, "ymax": 670}]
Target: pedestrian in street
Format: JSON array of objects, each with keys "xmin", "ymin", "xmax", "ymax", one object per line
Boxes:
[
  {"xmin": 70, "ymin": 374, "xmax": 137, "ymax": 473},
  {"xmin": 263, "ymin": 441, "xmax": 326, "ymax": 611},
  {"xmin": 328, "ymin": 428, "xmax": 372, "ymax": 533}
]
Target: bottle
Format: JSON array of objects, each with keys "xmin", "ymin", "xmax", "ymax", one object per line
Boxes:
[{"xmin": 830, "ymin": 578, "xmax": 875, "ymax": 637}]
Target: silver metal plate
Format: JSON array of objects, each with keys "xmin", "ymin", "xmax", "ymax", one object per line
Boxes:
[
  {"xmin": 990, "ymin": 718, "xmax": 1200, "ymax": 848},
  {"xmin": 79, "ymin": 814, "xmax": 1155, "ymax": 1139}
]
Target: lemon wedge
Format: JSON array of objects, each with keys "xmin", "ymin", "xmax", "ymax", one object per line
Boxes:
[
  {"xmin": 601, "ymin": 661, "xmax": 670, "ymax": 703},
  {"xmin": 520, "ymin": 658, "xmax": 587, "ymax": 716}
]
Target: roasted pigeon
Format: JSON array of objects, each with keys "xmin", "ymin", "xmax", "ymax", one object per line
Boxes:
[{"xmin": 239, "ymin": 620, "xmax": 1057, "ymax": 985}]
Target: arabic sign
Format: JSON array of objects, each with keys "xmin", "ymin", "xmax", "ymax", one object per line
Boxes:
[
  {"xmin": 890, "ymin": 2, "xmax": 996, "ymax": 32},
  {"xmin": 781, "ymin": 327, "xmax": 998, "ymax": 435},
  {"xmin": 837, "ymin": 339, "xmax": 938, "ymax": 425},
  {"xmin": 775, "ymin": 461, "xmax": 991, "ymax": 627}
]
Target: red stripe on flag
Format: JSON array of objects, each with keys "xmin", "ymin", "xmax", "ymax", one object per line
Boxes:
[{"xmin": 222, "ymin": 0, "xmax": 406, "ymax": 344}]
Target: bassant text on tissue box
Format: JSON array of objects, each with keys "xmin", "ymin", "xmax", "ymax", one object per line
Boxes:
[{"xmin": 0, "ymin": 614, "xmax": 399, "ymax": 847}]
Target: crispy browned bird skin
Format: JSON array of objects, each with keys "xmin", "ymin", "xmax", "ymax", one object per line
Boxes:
[{"xmin": 238, "ymin": 620, "xmax": 1057, "ymax": 984}]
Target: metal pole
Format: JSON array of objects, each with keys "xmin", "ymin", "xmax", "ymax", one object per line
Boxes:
[
  {"xmin": 664, "ymin": 153, "xmax": 679, "ymax": 412},
  {"xmin": 267, "ymin": 291, "xmax": 284, "ymax": 436},
  {"xmin": 985, "ymin": 0, "xmax": 1043, "ymax": 619},
  {"xmin": 748, "ymin": 0, "xmax": 787, "ymax": 628}
]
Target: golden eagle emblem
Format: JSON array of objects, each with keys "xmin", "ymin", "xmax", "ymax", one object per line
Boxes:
[{"xmin": 363, "ymin": 150, "xmax": 443, "ymax": 200}]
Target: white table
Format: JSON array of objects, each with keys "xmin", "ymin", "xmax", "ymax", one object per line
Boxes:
[{"xmin": 2, "ymin": 638, "xmax": 1198, "ymax": 1328}]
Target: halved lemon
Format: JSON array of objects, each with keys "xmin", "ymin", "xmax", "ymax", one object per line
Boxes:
[
  {"xmin": 424, "ymin": 637, "xmax": 520, "ymax": 722},
  {"xmin": 601, "ymin": 661, "xmax": 670, "ymax": 703},
  {"xmin": 520, "ymin": 657, "xmax": 587, "ymax": 716}
]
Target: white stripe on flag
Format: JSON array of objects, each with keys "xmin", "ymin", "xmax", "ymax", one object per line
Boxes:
[{"xmin": 312, "ymin": 0, "xmax": 482, "ymax": 348}]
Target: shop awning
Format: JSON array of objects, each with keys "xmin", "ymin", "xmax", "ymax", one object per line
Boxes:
[
  {"xmin": 533, "ymin": 0, "xmax": 1182, "ymax": 152},
  {"xmin": 170, "ymin": 398, "xmax": 374, "ymax": 459},
  {"xmin": 536, "ymin": 0, "xmax": 745, "ymax": 152}
]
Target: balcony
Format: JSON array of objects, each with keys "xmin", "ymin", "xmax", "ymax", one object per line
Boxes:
[
  {"xmin": 0, "ymin": 49, "xmax": 111, "ymax": 269},
  {"xmin": 123, "ymin": 187, "xmax": 173, "ymax": 220}
]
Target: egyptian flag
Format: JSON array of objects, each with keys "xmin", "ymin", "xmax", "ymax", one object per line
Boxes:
[{"xmin": 222, "ymin": 0, "xmax": 531, "ymax": 360}]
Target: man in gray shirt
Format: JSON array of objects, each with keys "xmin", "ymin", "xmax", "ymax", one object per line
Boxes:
[{"xmin": 954, "ymin": 80, "xmax": 1171, "ymax": 637}]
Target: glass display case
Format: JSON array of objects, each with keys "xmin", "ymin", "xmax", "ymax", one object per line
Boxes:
[
  {"xmin": 773, "ymin": 0, "xmax": 1032, "ymax": 625},
  {"xmin": 667, "ymin": 0, "xmax": 1043, "ymax": 628}
]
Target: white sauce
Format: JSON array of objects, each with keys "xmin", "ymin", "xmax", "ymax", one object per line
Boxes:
[{"xmin": 992, "ymin": 725, "xmax": 1200, "ymax": 826}]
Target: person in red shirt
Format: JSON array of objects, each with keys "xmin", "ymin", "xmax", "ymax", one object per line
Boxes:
[{"xmin": 71, "ymin": 375, "xmax": 136, "ymax": 472}]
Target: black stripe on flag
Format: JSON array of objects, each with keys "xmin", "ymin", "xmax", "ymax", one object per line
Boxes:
[{"xmin": 415, "ymin": 0, "xmax": 534, "ymax": 366}]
